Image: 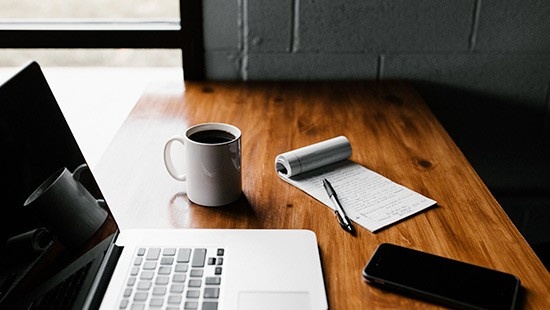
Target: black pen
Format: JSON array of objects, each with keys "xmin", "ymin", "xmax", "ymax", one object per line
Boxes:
[{"xmin": 322, "ymin": 178, "xmax": 355, "ymax": 234}]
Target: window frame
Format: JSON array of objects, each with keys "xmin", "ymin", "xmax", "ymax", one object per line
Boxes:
[{"xmin": 0, "ymin": 0, "xmax": 204, "ymax": 80}]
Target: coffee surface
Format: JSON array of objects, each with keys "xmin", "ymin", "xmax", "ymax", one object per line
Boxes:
[{"xmin": 188, "ymin": 129, "xmax": 236, "ymax": 144}]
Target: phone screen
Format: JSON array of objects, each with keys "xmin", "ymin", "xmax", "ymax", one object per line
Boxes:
[{"xmin": 362, "ymin": 243, "xmax": 520, "ymax": 310}]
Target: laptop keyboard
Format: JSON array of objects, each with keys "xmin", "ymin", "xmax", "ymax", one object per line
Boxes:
[{"xmin": 119, "ymin": 247, "xmax": 224, "ymax": 310}]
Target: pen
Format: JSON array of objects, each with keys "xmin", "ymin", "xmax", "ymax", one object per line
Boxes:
[{"xmin": 322, "ymin": 178, "xmax": 355, "ymax": 234}]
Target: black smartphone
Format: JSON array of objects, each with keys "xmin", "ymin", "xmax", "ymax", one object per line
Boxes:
[{"xmin": 362, "ymin": 243, "xmax": 521, "ymax": 310}]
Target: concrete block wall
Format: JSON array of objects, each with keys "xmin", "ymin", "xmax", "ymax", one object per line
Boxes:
[{"xmin": 203, "ymin": 0, "xmax": 550, "ymax": 109}]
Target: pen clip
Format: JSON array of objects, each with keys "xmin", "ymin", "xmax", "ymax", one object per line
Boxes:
[{"xmin": 334, "ymin": 210, "xmax": 346, "ymax": 227}]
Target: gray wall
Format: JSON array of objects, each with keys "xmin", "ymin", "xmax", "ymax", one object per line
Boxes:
[
  {"xmin": 204, "ymin": 0, "xmax": 550, "ymax": 109},
  {"xmin": 203, "ymin": 0, "xmax": 550, "ymax": 263}
]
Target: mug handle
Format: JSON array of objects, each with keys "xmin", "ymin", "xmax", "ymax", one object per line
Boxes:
[
  {"xmin": 71, "ymin": 163, "xmax": 89, "ymax": 181},
  {"xmin": 164, "ymin": 136, "xmax": 187, "ymax": 181},
  {"xmin": 71, "ymin": 164, "xmax": 108, "ymax": 210}
]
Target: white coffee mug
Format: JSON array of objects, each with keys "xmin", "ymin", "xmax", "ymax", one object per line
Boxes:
[{"xmin": 163, "ymin": 123, "xmax": 242, "ymax": 206}]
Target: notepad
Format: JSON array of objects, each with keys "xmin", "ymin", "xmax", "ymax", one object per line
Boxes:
[{"xmin": 275, "ymin": 136, "xmax": 436, "ymax": 232}]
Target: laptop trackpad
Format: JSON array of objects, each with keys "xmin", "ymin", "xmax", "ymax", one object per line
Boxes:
[{"xmin": 239, "ymin": 291, "xmax": 311, "ymax": 310}]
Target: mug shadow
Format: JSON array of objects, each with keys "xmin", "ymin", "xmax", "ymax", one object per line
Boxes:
[{"xmin": 168, "ymin": 192, "xmax": 260, "ymax": 229}]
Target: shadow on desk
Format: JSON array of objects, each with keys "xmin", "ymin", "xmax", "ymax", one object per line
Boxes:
[
  {"xmin": 414, "ymin": 82, "xmax": 550, "ymax": 270},
  {"xmin": 167, "ymin": 192, "xmax": 262, "ymax": 229}
]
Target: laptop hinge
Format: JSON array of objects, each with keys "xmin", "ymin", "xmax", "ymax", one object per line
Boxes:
[{"xmin": 82, "ymin": 234, "xmax": 123, "ymax": 310}]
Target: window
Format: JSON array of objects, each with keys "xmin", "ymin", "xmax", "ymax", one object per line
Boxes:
[
  {"xmin": 0, "ymin": 0, "xmax": 204, "ymax": 79},
  {"xmin": 0, "ymin": 0, "xmax": 179, "ymax": 20}
]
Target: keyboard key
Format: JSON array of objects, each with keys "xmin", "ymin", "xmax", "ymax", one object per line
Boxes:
[
  {"xmin": 127, "ymin": 277, "xmax": 137, "ymax": 286},
  {"xmin": 143, "ymin": 262, "xmax": 157, "ymax": 270},
  {"xmin": 190, "ymin": 269, "xmax": 203, "ymax": 277},
  {"xmin": 192, "ymin": 249, "xmax": 206, "ymax": 267},
  {"xmin": 177, "ymin": 248, "xmax": 192, "ymax": 263},
  {"xmin": 155, "ymin": 276, "xmax": 169, "ymax": 285},
  {"xmin": 137, "ymin": 281, "xmax": 151, "ymax": 290},
  {"xmin": 186, "ymin": 289, "xmax": 200, "ymax": 298},
  {"xmin": 205, "ymin": 277, "xmax": 221, "ymax": 285},
  {"xmin": 133, "ymin": 257, "xmax": 143, "ymax": 266},
  {"xmin": 119, "ymin": 299, "xmax": 129, "ymax": 309},
  {"xmin": 140, "ymin": 271, "xmax": 154, "ymax": 280},
  {"xmin": 131, "ymin": 303, "xmax": 145, "ymax": 310},
  {"xmin": 160, "ymin": 256, "xmax": 174, "ymax": 265},
  {"xmin": 202, "ymin": 301, "xmax": 218, "ymax": 310},
  {"xmin": 158, "ymin": 266, "xmax": 172, "ymax": 275},
  {"xmin": 163, "ymin": 248, "xmax": 177, "ymax": 256},
  {"xmin": 204, "ymin": 287, "xmax": 220, "ymax": 299},
  {"xmin": 167, "ymin": 295, "xmax": 182, "ymax": 304},
  {"xmin": 172, "ymin": 273, "xmax": 186, "ymax": 283},
  {"xmin": 133, "ymin": 292, "xmax": 148, "ymax": 301},
  {"xmin": 175, "ymin": 264, "xmax": 189, "ymax": 272},
  {"xmin": 137, "ymin": 248, "xmax": 146, "ymax": 256},
  {"xmin": 184, "ymin": 301, "xmax": 198, "ymax": 309},
  {"xmin": 188, "ymin": 279, "xmax": 202, "ymax": 287},
  {"xmin": 207, "ymin": 257, "xmax": 216, "ymax": 265},
  {"xmin": 123, "ymin": 288, "xmax": 132, "ymax": 297},
  {"xmin": 146, "ymin": 248, "xmax": 161, "ymax": 260},
  {"xmin": 214, "ymin": 267, "xmax": 222, "ymax": 275},
  {"xmin": 152, "ymin": 286, "xmax": 167, "ymax": 296},
  {"xmin": 217, "ymin": 258, "xmax": 224, "ymax": 266},
  {"xmin": 149, "ymin": 297, "xmax": 164, "ymax": 307},
  {"xmin": 216, "ymin": 248, "xmax": 224, "ymax": 256},
  {"xmin": 130, "ymin": 267, "xmax": 139, "ymax": 276},
  {"xmin": 170, "ymin": 284, "xmax": 184, "ymax": 293}
]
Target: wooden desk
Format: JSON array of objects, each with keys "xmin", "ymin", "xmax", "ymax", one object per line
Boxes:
[{"xmin": 95, "ymin": 81, "xmax": 550, "ymax": 309}]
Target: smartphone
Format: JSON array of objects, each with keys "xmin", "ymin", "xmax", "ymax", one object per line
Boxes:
[{"xmin": 362, "ymin": 243, "xmax": 521, "ymax": 310}]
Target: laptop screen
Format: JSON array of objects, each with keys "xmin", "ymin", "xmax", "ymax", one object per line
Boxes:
[{"xmin": 0, "ymin": 62, "xmax": 118, "ymax": 306}]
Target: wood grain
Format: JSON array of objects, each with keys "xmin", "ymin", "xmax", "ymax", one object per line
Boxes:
[{"xmin": 95, "ymin": 81, "xmax": 550, "ymax": 309}]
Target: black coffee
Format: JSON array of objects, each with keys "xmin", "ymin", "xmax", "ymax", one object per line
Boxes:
[{"xmin": 189, "ymin": 129, "xmax": 236, "ymax": 144}]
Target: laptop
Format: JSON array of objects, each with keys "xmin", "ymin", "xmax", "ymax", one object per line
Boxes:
[{"xmin": 0, "ymin": 61, "xmax": 328, "ymax": 310}]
